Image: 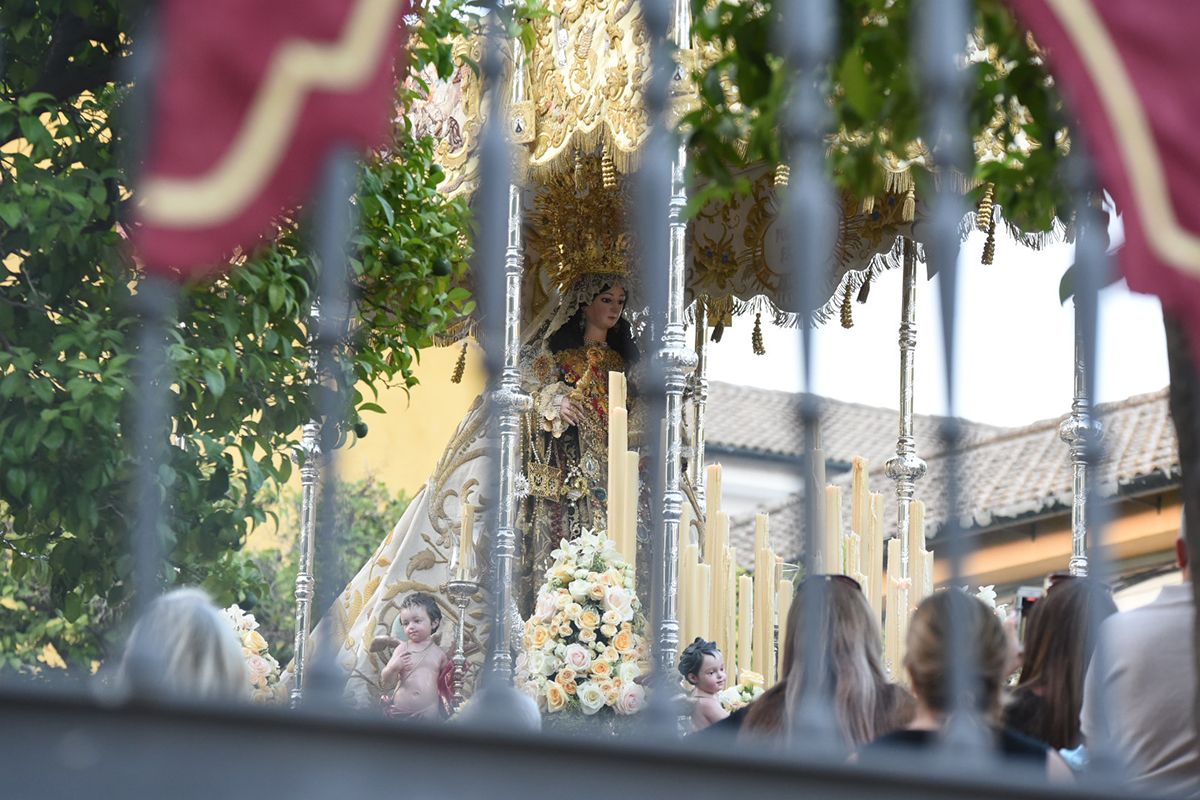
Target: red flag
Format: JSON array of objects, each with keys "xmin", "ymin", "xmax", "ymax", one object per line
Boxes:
[
  {"xmin": 131, "ymin": 0, "xmax": 410, "ymax": 278},
  {"xmin": 1006, "ymin": 1, "xmax": 1200, "ymax": 358}
]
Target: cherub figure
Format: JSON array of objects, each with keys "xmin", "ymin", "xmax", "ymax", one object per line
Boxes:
[
  {"xmin": 679, "ymin": 637, "xmax": 729, "ymax": 732},
  {"xmin": 371, "ymin": 592, "xmax": 452, "ymax": 720}
]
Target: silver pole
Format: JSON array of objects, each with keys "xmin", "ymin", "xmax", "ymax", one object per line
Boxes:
[
  {"xmin": 688, "ymin": 301, "xmax": 709, "ymax": 512},
  {"xmin": 655, "ymin": 0, "xmax": 697, "ymax": 682},
  {"xmin": 1059, "ymin": 305, "xmax": 1102, "ymax": 576},
  {"xmin": 884, "ymin": 238, "xmax": 927, "ymax": 579},
  {"xmin": 290, "ymin": 375, "xmax": 321, "ymax": 706}
]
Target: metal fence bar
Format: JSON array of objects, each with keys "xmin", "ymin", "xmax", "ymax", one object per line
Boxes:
[
  {"xmin": 635, "ymin": 0, "xmax": 680, "ymax": 734},
  {"xmin": 1063, "ymin": 139, "xmax": 1119, "ymax": 784},
  {"xmin": 779, "ymin": 0, "xmax": 840, "ymax": 747},
  {"xmin": 305, "ymin": 147, "xmax": 359, "ymax": 702},
  {"xmin": 915, "ymin": 0, "xmax": 985, "ymax": 754},
  {"xmin": 475, "ymin": 2, "xmax": 525, "ymax": 695}
]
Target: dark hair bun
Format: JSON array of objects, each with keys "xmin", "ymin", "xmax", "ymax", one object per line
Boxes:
[{"xmin": 678, "ymin": 637, "xmax": 720, "ymax": 683}]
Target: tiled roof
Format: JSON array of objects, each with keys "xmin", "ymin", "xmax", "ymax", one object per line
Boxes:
[
  {"xmin": 726, "ymin": 388, "xmax": 1178, "ymax": 567},
  {"xmin": 705, "ymin": 382, "xmax": 1004, "ymax": 469}
]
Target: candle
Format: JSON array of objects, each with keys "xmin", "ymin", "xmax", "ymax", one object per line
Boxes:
[
  {"xmin": 457, "ymin": 503, "xmax": 476, "ymax": 580},
  {"xmin": 682, "ymin": 543, "xmax": 700, "ymax": 645},
  {"xmin": 844, "ymin": 531, "xmax": 862, "ymax": 578},
  {"xmin": 724, "ymin": 553, "xmax": 737, "ymax": 669},
  {"xmin": 703, "ymin": 463, "xmax": 722, "ymax": 562},
  {"xmin": 886, "ymin": 536, "xmax": 909, "ymax": 680},
  {"xmin": 824, "ymin": 485, "xmax": 843, "ymax": 574},
  {"xmin": 850, "ymin": 456, "xmax": 870, "ymax": 538},
  {"xmin": 677, "ymin": 503, "xmax": 692, "ymax": 648},
  {"xmin": 738, "ymin": 575, "xmax": 753, "ymax": 682},
  {"xmin": 607, "ymin": 395, "xmax": 628, "ymax": 549},
  {"xmin": 866, "ymin": 493, "xmax": 886, "ymax": 624},
  {"xmin": 695, "ymin": 564, "xmax": 711, "ymax": 642},
  {"xmin": 906, "ymin": 499, "xmax": 928, "ymax": 606},
  {"xmin": 776, "ymin": 578, "xmax": 794, "ymax": 681},
  {"xmin": 708, "ymin": 510, "xmax": 728, "ymax": 644},
  {"xmin": 752, "ymin": 513, "xmax": 771, "ymax": 677}
]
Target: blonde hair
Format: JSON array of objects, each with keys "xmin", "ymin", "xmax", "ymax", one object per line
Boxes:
[
  {"xmin": 744, "ymin": 577, "xmax": 912, "ymax": 746},
  {"xmin": 905, "ymin": 591, "xmax": 1009, "ymax": 721},
  {"xmin": 119, "ymin": 588, "xmax": 248, "ymax": 701}
]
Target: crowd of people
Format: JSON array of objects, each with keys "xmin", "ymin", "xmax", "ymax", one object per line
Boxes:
[{"xmin": 113, "ymin": 528, "xmax": 1197, "ymax": 795}]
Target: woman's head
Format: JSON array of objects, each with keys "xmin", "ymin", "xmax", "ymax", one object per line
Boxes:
[
  {"xmin": 905, "ymin": 590, "xmax": 1009, "ymax": 720},
  {"xmin": 119, "ymin": 588, "xmax": 247, "ymax": 701},
  {"xmin": 546, "ymin": 282, "xmax": 638, "ymax": 365},
  {"xmin": 679, "ymin": 638, "xmax": 726, "ymax": 693},
  {"xmin": 1015, "ymin": 577, "xmax": 1116, "ymax": 748}
]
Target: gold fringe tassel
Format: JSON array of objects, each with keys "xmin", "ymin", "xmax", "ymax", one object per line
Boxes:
[
  {"xmin": 976, "ymin": 183, "xmax": 995, "ymax": 233},
  {"xmin": 840, "ymin": 289, "xmax": 854, "ymax": 329},
  {"xmin": 451, "ymin": 341, "xmax": 468, "ymax": 384},
  {"xmin": 774, "ymin": 164, "xmax": 790, "ymax": 189},
  {"xmin": 901, "ymin": 185, "xmax": 916, "ymax": 223},
  {"xmin": 601, "ymin": 145, "xmax": 617, "ymax": 189},
  {"xmin": 982, "ymin": 213, "xmax": 997, "ymax": 265},
  {"xmin": 752, "ymin": 313, "xmax": 765, "ymax": 355}
]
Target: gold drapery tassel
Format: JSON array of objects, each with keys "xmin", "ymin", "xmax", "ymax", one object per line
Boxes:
[
  {"xmin": 752, "ymin": 313, "xmax": 766, "ymax": 355},
  {"xmin": 451, "ymin": 341, "xmax": 468, "ymax": 384},
  {"xmin": 976, "ymin": 182, "xmax": 995, "ymax": 232},
  {"xmin": 861, "ymin": 195, "xmax": 875, "ymax": 215},
  {"xmin": 982, "ymin": 212, "xmax": 997, "ymax": 265},
  {"xmin": 840, "ymin": 289, "xmax": 854, "ymax": 329},
  {"xmin": 601, "ymin": 145, "xmax": 617, "ymax": 189},
  {"xmin": 573, "ymin": 148, "xmax": 585, "ymax": 192},
  {"xmin": 774, "ymin": 164, "xmax": 790, "ymax": 188},
  {"xmin": 901, "ymin": 185, "xmax": 916, "ymax": 222}
]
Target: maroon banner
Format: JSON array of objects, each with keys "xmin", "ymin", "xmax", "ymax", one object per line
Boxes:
[
  {"xmin": 131, "ymin": 0, "xmax": 410, "ymax": 278},
  {"xmin": 1007, "ymin": 1, "xmax": 1200, "ymax": 359}
]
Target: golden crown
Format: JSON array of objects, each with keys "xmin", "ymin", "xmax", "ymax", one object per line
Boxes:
[{"xmin": 533, "ymin": 154, "xmax": 633, "ymax": 295}]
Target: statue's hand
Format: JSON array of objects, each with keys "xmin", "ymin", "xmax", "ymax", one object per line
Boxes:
[
  {"xmin": 560, "ymin": 396, "xmax": 582, "ymax": 426},
  {"xmin": 370, "ymin": 635, "xmax": 399, "ymax": 653}
]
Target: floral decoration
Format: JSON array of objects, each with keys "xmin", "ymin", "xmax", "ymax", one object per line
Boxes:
[
  {"xmin": 220, "ymin": 604, "xmax": 287, "ymax": 704},
  {"xmin": 717, "ymin": 669, "xmax": 765, "ymax": 713},
  {"xmin": 515, "ymin": 529, "xmax": 649, "ymax": 716}
]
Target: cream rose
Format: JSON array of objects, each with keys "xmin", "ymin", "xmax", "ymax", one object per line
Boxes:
[
  {"xmin": 564, "ymin": 643, "xmax": 593, "ymax": 672},
  {"xmin": 246, "ymin": 630, "xmax": 268, "ymax": 653},
  {"xmin": 616, "ymin": 683, "xmax": 645, "ymax": 715},
  {"xmin": 601, "ymin": 609, "xmax": 622, "ymax": 626},
  {"xmin": 600, "ymin": 623, "xmax": 618, "ymax": 638},
  {"xmin": 578, "ymin": 609, "xmax": 601, "ymax": 629},
  {"xmin": 246, "ymin": 654, "xmax": 271, "ymax": 683},
  {"xmin": 563, "ymin": 601, "xmax": 583, "ymax": 621},
  {"xmin": 590, "ymin": 659, "xmax": 613, "ymax": 679},
  {"xmin": 577, "ymin": 681, "xmax": 606, "ymax": 715},
  {"xmin": 530, "ymin": 625, "xmax": 551, "ymax": 648},
  {"xmin": 568, "ymin": 579, "xmax": 591, "ymax": 600},
  {"xmin": 535, "ymin": 591, "xmax": 559, "ymax": 621},
  {"xmin": 578, "ymin": 627, "xmax": 597, "ymax": 644},
  {"xmin": 587, "ymin": 583, "xmax": 606, "ymax": 601},
  {"xmin": 603, "ymin": 586, "xmax": 634, "ymax": 622},
  {"xmin": 618, "ymin": 660, "xmax": 642, "ymax": 684}
]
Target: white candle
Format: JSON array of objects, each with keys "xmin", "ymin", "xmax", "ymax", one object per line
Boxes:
[
  {"xmin": 738, "ymin": 575, "xmax": 753, "ymax": 682},
  {"xmin": 458, "ymin": 503, "xmax": 476, "ymax": 580},
  {"xmin": 724, "ymin": 552, "xmax": 737, "ymax": 667},
  {"xmin": 624, "ymin": 450, "xmax": 639, "ymax": 568},
  {"xmin": 776, "ymin": 578, "xmax": 794, "ymax": 681},
  {"xmin": 824, "ymin": 485, "xmax": 843, "ymax": 574},
  {"xmin": 695, "ymin": 563, "xmax": 712, "ymax": 642},
  {"xmin": 752, "ymin": 513, "xmax": 771, "ymax": 677},
  {"xmin": 704, "ymin": 463, "xmax": 722, "ymax": 562},
  {"xmin": 682, "ymin": 542, "xmax": 700, "ymax": 645}
]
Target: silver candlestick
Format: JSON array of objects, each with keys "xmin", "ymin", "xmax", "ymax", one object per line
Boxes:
[
  {"xmin": 445, "ymin": 578, "xmax": 480, "ymax": 713},
  {"xmin": 1058, "ymin": 305, "xmax": 1103, "ymax": 576}
]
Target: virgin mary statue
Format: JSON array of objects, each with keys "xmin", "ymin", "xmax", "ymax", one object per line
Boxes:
[{"xmin": 305, "ymin": 166, "xmax": 643, "ymax": 708}]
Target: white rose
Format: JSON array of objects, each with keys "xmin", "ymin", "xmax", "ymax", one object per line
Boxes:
[
  {"xmin": 246, "ymin": 654, "xmax": 270, "ymax": 683},
  {"xmin": 564, "ymin": 643, "xmax": 593, "ymax": 672},
  {"xmin": 618, "ymin": 660, "xmax": 642, "ymax": 684},
  {"xmin": 568, "ymin": 579, "xmax": 591, "ymax": 600},
  {"xmin": 535, "ymin": 591, "xmax": 559, "ymax": 621},
  {"xmin": 577, "ymin": 681, "xmax": 606, "ymax": 715},
  {"xmin": 717, "ymin": 687, "xmax": 741, "ymax": 707},
  {"xmin": 603, "ymin": 586, "xmax": 634, "ymax": 622},
  {"xmin": 616, "ymin": 683, "xmax": 645, "ymax": 715}
]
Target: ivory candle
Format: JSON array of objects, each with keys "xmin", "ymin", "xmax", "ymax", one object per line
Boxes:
[
  {"xmin": 906, "ymin": 499, "xmax": 927, "ymax": 604},
  {"xmin": 608, "ymin": 405, "xmax": 627, "ymax": 550},
  {"xmin": 704, "ymin": 463, "xmax": 722, "ymax": 562},
  {"xmin": 752, "ymin": 513, "xmax": 771, "ymax": 676},
  {"xmin": 776, "ymin": 578, "xmax": 794, "ymax": 680},
  {"xmin": 738, "ymin": 575, "xmax": 753, "ymax": 682},
  {"xmin": 725, "ymin": 554, "xmax": 737, "ymax": 667},
  {"xmin": 682, "ymin": 543, "xmax": 700, "ymax": 644},
  {"xmin": 708, "ymin": 511, "xmax": 728, "ymax": 644},
  {"xmin": 885, "ymin": 536, "xmax": 905, "ymax": 679},
  {"xmin": 695, "ymin": 564, "xmax": 712, "ymax": 642},
  {"xmin": 824, "ymin": 485, "xmax": 843, "ymax": 574},
  {"xmin": 850, "ymin": 456, "xmax": 870, "ymax": 537},
  {"xmin": 457, "ymin": 503, "xmax": 476, "ymax": 580}
]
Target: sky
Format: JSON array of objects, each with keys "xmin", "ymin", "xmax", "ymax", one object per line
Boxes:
[{"xmin": 705, "ymin": 225, "xmax": 1170, "ymax": 428}]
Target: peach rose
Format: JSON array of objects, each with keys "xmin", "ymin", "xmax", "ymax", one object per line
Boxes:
[
  {"xmin": 530, "ymin": 625, "xmax": 551, "ymax": 648},
  {"xmin": 546, "ymin": 682, "xmax": 567, "ymax": 712},
  {"xmin": 579, "ymin": 609, "xmax": 601, "ymax": 629},
  {"xmin": 588, "ymin": 583, "xmax": 606, "ymax": 601},
  {"xmin": 590, "ymin": 659, "xmax": 613, "ymax": 679},
  {"xmin": 578, "ymin": 627, "xmax": 597, "ymax": 644},
  {"xmin": 601, "ymin": 609, "xmax": 622, "ymax": 626},
  {"xmin": 613, "ymin": 629, "xmax": 635, "ymax": 654},
  {"xmin": 564, "ymin": 602, "xmax": 584, "ymax": 621}
]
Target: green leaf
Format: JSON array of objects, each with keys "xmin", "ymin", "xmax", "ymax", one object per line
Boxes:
[
  {"xmin": 204, "ymin": 369, "xmax": 226, "ymax": 399},
  {"xmin": 375, "ymin": 193, "xmax": 396, "ymax": 228}
]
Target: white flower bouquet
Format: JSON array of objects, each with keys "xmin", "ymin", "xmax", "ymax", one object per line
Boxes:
[
  {"xmin": 220, "ymin": 604, "xmax": 286, "ymax": 704},
  {"xmin": 717, "ymin": 670, "xmax": 765, "ymax": 713},
  {"xmin": 515, "ymin": 529, "xmax": 649, "ymax": 717}
]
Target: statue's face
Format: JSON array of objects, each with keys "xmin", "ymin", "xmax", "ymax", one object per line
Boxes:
[{"xmin": 583, "ymin": 283, "xmax": 627, "ymax": 333}]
